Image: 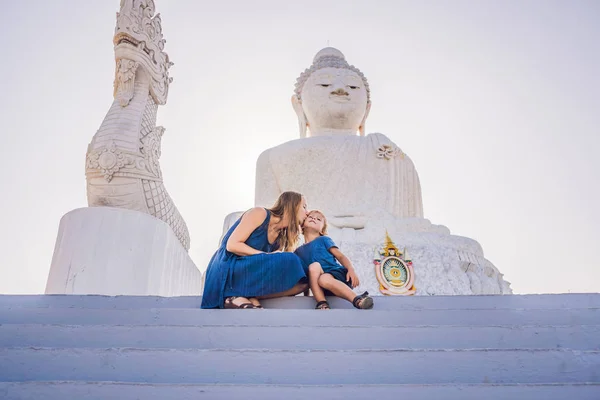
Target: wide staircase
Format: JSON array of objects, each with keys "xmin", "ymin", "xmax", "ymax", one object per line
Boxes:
[{"xmin": 0, "ymin": 294, "xmax": 598, "ymax": 399}]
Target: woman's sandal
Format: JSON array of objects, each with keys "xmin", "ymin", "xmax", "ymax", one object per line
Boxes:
[
  {"xmin": 352, "ymin": 291, "xmax": 374, "ymax": 310},
  {"xmin": 315, "ymin": 300, "xmax": 330, "ymax": 310},
  {"xmin": 224, "ymin": 296, "xmax": 258, "ymax": 309}
]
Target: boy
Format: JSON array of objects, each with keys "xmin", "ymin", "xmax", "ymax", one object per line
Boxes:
[{"xmin": 295, "ymin": 210, "xmax": 374, "ymax": 310}]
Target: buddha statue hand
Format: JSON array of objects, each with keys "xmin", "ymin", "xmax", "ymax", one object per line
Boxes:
[{"xmin": 328, "ymin": 214, "xmax": 368, "ymax": 230}]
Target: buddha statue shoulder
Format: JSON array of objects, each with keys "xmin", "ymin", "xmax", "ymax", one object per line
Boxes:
[{"xmin": 255, "ymin": 48, "xmax": 423, "ymax": 227}]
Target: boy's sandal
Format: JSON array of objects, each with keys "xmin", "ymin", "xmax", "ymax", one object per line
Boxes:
[
  {"xmin": 353, "ymin": 291, "xmax": 374, "ymax": 310},
  {"xmin": 315, "ymin": 300, "xmax": 330, "ymax": 310},
  {"xmin": 224, "ymin": 296, "xmax": 258, "ymax": 309}
]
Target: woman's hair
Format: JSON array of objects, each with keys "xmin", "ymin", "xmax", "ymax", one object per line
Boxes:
[
  {"xmin": 305, "ymin": 210, "xmax": 328, "ymax": 235},
  {"xmin": 269, "ymin": 191, "xmax": 304, "ymax": 251}
]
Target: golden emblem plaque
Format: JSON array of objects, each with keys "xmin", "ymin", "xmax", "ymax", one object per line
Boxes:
[{"xmin": 373, "ymin": 232, "xmax": 416, "ymax": 295}]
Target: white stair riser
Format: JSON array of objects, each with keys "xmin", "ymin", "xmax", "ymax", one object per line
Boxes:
[
  {"xmin": 1, "ymin": 294, "xmax": 599, "ymax": 310},
  {"xmin": 1, "ymin": 325, "xmax": 598, "ymax": 351},
  {"xmin": 1, "ymin": 382, "xmax": 600, "ymax": 400},
  {"xmin": 1, "ymin": 348, "xmax": 598, "ymax": 385},
  {"xmin": 1, "ymin": 307, "xmax": 598, "ymax": 327}
]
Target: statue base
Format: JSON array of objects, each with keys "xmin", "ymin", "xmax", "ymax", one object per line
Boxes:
[
  {"xmin": 329, "ymin": 216, "xmax": 512, "ymax": 296},
  {"xmin": 220, "ymin": 212, "xmax": 512, "ymax": 296},
  {"xmin": 46, "ymin": 207, "xmax": 202, "ymax": 296}
]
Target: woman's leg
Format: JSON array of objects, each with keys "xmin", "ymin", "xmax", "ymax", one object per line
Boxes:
[
  {"xmin": 224, "ymin": 296, "xmax": 254, "ymax": 308},
  {"xmin": 256, "ymin": 281, "xmax": 309, "ymax": 300},
  {"xmin": 308, "ymin": 262, "xmax": 327, "ymax": 305},
  {"xmin": 318, "ymin": 274, "xmax": 356, "ymax": 303},
  {"xmin": 248, "ymin": 297, "xmax": 262, "ymax": 307}
]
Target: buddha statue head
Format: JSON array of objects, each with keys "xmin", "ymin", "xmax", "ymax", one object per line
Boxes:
[{"xmin": 293, "ymin": 47, "xmax": 371, "ymax": 138}]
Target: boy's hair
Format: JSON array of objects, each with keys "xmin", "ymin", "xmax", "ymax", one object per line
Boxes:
[{"xmin": 304, "ymin": 210, "xmax": 328, "ymax": 236}]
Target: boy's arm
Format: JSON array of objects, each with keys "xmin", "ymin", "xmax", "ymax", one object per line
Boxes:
[{"xmin": 329, "ymin": 247, "xmax": 360, "ymax": 288}]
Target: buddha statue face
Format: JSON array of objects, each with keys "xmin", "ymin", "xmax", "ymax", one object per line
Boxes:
[
  {"xmin": 293, "ymin": 48, "xmax": 371, "ymax": 137},
  {"xmin": 300, "ymin": 67, "xmax": 369, "ymax": 135}
]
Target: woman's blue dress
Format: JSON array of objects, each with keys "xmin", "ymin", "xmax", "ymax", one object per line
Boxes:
[{"xmin": 201, "ymin": 209, "xmax": 307, "ymax": 309}]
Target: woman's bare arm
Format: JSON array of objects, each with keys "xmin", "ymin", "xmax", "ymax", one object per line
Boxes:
[{"xmin": 226, "ymin": 207, "xmax": 268, "ymax": 256}]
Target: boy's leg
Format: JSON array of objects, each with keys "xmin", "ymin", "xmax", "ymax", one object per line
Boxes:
[
  {"xmin": 308, "ymin": 262, "xmax": 327, "ymax": 304},
  {"xmin": 318, "ymin": 274, "xmax": 356, "ymax": 303}
]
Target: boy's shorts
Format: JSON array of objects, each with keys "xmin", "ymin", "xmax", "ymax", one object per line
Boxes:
[{"xmin": 322, "ymin": 266, "xmax": 352, "ymax": 295}]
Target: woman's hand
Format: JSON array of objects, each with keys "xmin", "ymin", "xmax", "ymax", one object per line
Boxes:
[{"xmin": 226, "ymin": 208, "xmax": 267, "ymax": 256}]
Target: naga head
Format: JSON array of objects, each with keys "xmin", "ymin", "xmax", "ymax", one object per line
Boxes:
[{"xmin": 113, "ymin": 0, "xmax": 173, "ymax": 106}]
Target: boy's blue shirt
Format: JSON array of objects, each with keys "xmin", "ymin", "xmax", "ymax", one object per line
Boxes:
[{"xmin": 294, "ymin": 236, "xmax": 346, "ymax": 273}]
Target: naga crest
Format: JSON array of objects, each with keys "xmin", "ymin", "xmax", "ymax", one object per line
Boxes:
[{"xmin": 113, "ymin": 0, "xmax": 173, "ymax": 106}]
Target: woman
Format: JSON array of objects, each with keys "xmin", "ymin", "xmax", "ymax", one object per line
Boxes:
[{"xmin": 201, "ymin": 191, "xmax": 309, "ymax": 309}]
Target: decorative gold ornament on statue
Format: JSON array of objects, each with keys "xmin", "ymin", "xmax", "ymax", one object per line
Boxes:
[{"xmin": 373, "ymin": 232, "xmax": 415, "ymax": 295}]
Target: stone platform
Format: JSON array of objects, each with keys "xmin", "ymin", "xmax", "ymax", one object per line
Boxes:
[
  {"xmin": 46, "ymin": 207, "xmax": 201, "ymax": 296},
  {"xmin": 0, "ymin": 294, "xmax": 599, "ymax": 399}
]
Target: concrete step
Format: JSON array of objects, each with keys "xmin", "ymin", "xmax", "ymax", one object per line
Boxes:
[
  {"xmin": 1, "ymin": 293, "xmax": 599, "ymax": 310},
  {"xmin": 1, "ymin": 382, "xmax": 599, "ymax": 400},
  {"xmin": 1, "ymin": 347, "xmax": 598, "ymax": 384},
  {"xmin": 2, "ymin": 324, "xmax": 598, "ymax": 350},
  {"xmin": 1, "ymin": 307, "xmax": 598, "ymax": 327}
]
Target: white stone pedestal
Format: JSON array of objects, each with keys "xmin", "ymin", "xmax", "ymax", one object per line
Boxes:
[
  {"xmin": 46, "ymin": 207, "xmax": 202, "ymax": 296},
  {"xmin": 328, "ymin": 217, "xmax": 512, "ymax": 296},
  {"xmin": 220, "ymin": 212, "xmax": 511, "ymax": 296}
]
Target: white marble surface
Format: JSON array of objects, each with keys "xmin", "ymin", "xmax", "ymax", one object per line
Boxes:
[{"xmin": 46, "ymin": 207, "xmax": 201, "ymax": 296}]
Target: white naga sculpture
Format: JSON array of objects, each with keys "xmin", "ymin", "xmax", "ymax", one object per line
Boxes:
[
  {"xmin": 47, "ymin": 0, "xmax": 200, "ymax": 296},
  {"xmin": 254, "ymin": 47, "xmax": 512, "ymax": 295},
  {"xmin": 85, "ymin": 0, "xmax": 190, "ymax": 250}
]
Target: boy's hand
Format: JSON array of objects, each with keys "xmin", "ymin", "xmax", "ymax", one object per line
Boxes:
[{"xmin": 346, "ymin": 269, "xmax": 360, "ymax": 288}]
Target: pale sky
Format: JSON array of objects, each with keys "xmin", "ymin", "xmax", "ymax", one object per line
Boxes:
[{"xmin": 1, "ymin": 0, "xmax": 598, "ymax": 295}]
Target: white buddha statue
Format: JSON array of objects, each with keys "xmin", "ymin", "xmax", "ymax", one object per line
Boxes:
[
  {"xmin": 255, "ymin": 48, "xmax": 423, "ymax": 228},
  {"xmin": 249, "ymin": 47, "xmax": 511, "ymax": 296}
]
